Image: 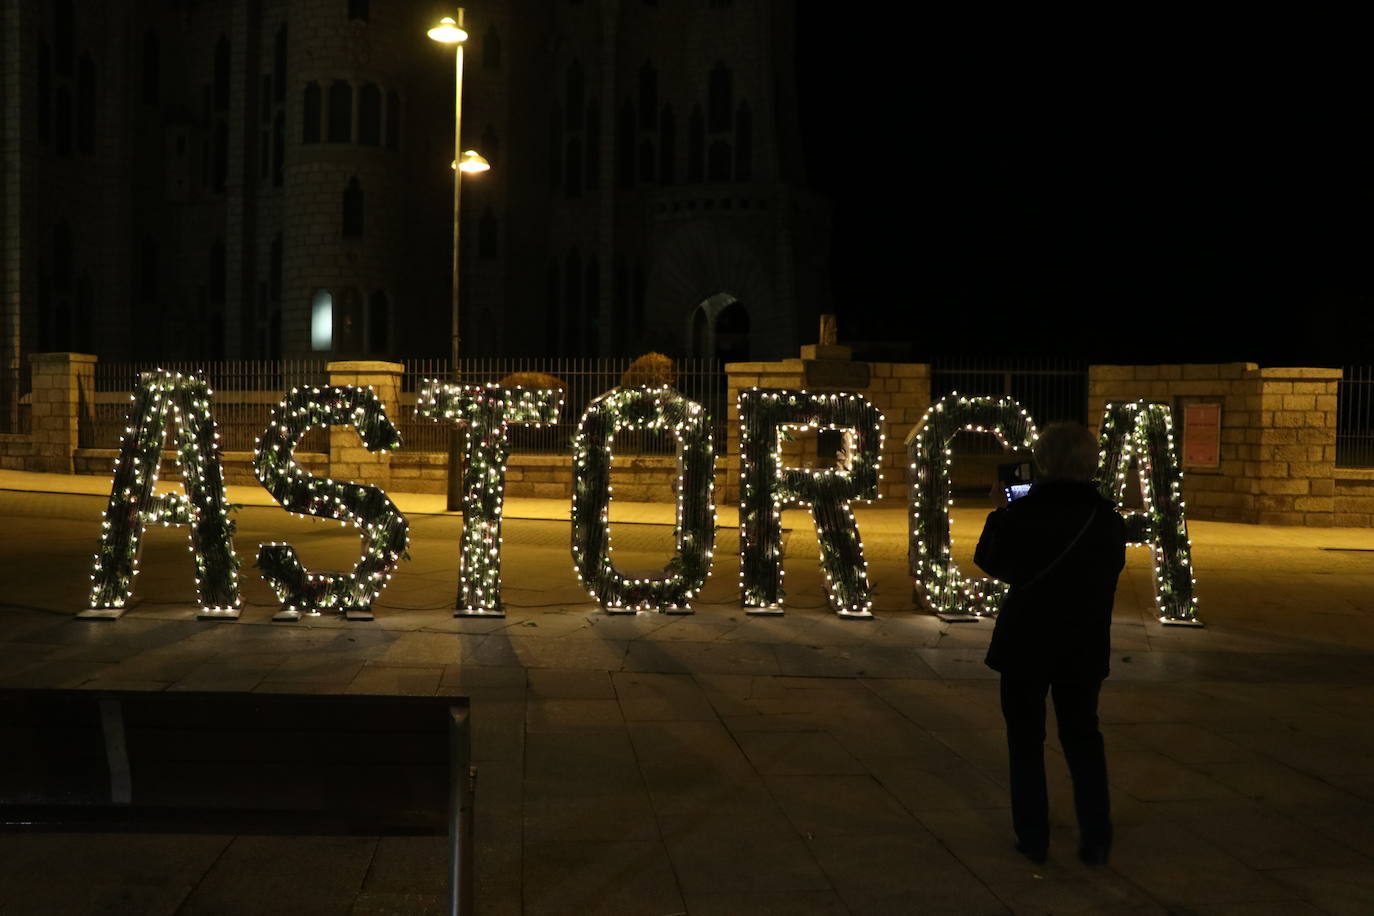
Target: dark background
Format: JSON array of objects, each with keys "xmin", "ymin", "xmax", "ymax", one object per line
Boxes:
[{"xmin": 796, "ymin": 11, "xmax": 1371, "ymax": 365}]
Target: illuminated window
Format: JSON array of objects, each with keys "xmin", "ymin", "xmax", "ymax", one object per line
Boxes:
[{"xmin": 311, "ymin": 290, "xmax": 333, "ymax": 351}]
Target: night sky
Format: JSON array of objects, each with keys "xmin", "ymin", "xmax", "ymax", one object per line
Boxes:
[{"xmin": 796, "ymin": 11, "xmax": 1371, "ymax": 366}]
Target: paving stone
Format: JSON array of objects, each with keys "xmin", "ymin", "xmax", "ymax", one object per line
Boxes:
[
  {"xmin": 810, "ymin": 830, "xmax": 1008, "ymax": 915},
  {"xmin": 684, "ymin": 889, "xmax": 850, "ymax": 916},
  {"xmin": 179, "ymin": 835, "xmax": 376, "ymax": 914},
  {"xmin": 346, "ymin": 664, "xmax": 442, "ymax": 696},
  {"xmin": 521, "ymin": 840, "xmax": 683, "ymax": 916},
  {"xmin": 736, "ymin": 730, "xmax": 867, "ymax": 776},
  {"xmin": 765, "ymin": 773, "xmax": 922, "ymax": 837},
  {"xmin": 612, "ymin": 670, "xmax": 718, "ymax": 720},
  {"xmin": 526, "ymin": 667, "xmax": 616, "ymax": 699}
]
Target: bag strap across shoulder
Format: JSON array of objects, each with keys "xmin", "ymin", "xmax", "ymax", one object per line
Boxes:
[{"xmin": 1021, "ymin": 503, "xmax": 1099, "ymax": 590}]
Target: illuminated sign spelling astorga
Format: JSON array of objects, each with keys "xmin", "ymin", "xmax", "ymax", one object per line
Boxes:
[{"xmin": 82, "ymin": 372, "xmax": 1199, "ymax": 626}]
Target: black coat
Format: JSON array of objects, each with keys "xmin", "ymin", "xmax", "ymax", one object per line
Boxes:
[{"xmin": 975, "ymin": 479, "xmax": 1127, "ymax": 681}]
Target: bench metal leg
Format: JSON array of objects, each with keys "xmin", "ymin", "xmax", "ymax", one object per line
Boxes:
[{"xmin": 448, "ymin": 707, "xmax": 474, "ymax": 916}]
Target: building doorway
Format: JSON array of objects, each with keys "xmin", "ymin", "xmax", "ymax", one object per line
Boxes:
[{"xmin": 689, "ymin": 293, "xmax": 749, "ymax": 363}]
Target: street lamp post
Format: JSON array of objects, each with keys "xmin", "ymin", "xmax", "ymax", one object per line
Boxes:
[{"xmin": 428, "ymin": 11, "xmax": 488, "ymax": 511}]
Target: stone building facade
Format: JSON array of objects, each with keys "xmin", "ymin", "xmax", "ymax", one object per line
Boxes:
[{"xmin": 0, "ymin": 0, "xmax": 826, "ymax": 372}]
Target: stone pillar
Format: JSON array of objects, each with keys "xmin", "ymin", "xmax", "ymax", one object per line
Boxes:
[
  {"xmin": 326, "ymin": 360, "xmax": 404, "ymax": 489},
  {"xmin": 1246, "ymin": 367, "xmax": 1339, "ymax": 526},
  {"xmin": 27, "ymin": 353, "xmax": 96, "ymax": 474}
]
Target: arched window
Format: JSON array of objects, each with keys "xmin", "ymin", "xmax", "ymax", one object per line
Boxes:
[
  {"xmin": 140, "ymin": 235, "xmax": 157, "ymax": 303},
  {"xmin": 708, "ymin": 62, "xmax": 732, "ymax": 132},
  {"xmin": 734, "ymin": 101, "xmax": 752, "ymax": 181},
  {"xmin": 213, "ymin": 121, "xmax": 228, "ymax": 191},
  {"xmin": 273, "ymin": 25, "xmax": 287, "ymax": 101},
  {"xmin": 342, "ymin": 177, "xmax": 364, "ymax": 237},
  {"xmin": 38, "ymin": 39, "xmax": 51, "ymax": 143},
  {"xmin": 55, "ymin": 86, "xmax": 72, "ymax": 156},
  {"xmin": 550, "ymin": 105, "xmax": 563, "ymax": 190},
  {"xmin": 358, "ymin": 83, "xmax": 381, "ymax": 144},
  {"xmin": 269, "ymin": 234, "xmax": 282, "ymax": 300},
  {"xmin": 53, "ymin": 223, "xmax": 73, "ymax": 294},
  {"xmin": 368, "ymin": 291, "xmax": 389, "ymax": 353},
  {"xmin": 478, "ymin": 207, "xmax": 498, "ymax": 258},
  {"xmin": 209, "ymin": 240, "xmax": 226, "ymax": 303},
  {"xmin": 328, "ymin": 81, "xmax": 352, "ymax": 142},
  {"xmin": 74, "ymin": 274, "xmax": 92, "ymax": 354},
  {"xmin": 302, "ymin": 82, "xmax": 321, "ymax": 143},
  {"xmin": 687, "ymin": 106, "xmax": 704, "ymax": 182},
  {"xmin": 484, "ymin": 27, "xmax": 501, "ymax": 70},
  {"xmin": 311, "ymin": 290, "xmax": 333, "ymax": 351},
  {"xmin": 564, "ymin": 248, "xmax": 581, "ymax": 349},
  {"xmin": 583, "ymin": 258, "xmax": 599, "ymax": 355},
  {"xmin": 54, "ymin": 0, "xmax": 74, "ymax": 75},
  {"xmin": 481, "ymin": 124, "xmax": 500, "ymax": 168},
  {"xmin": 639, "ymin": 139, "xmax": 655, "ymax": 184},
  {"xmin": 348, "ymin": 0, "xmax": 369, "ymax": 21},
  {"xmin": 272, "ymin": 112, "xmax": 284, "ymax": 185},
  {"xmin": 142, "ymin": 31, "xmax": 159, "ymax": 105},
  {"xmin": 708, "ymin": 139, "xmax": 731, "ymax": 181},
  {"xmin": 584, "ymin": 101, "xmax": 599, "ymax": 190},
  {"xmin": 385, "ymin": 89, "xmax": 400, "ymax": 148},
  {"xmin": 546, "ymin": 262, "xmax": 560, "ymax": 352},
  {"xmin": 617, "ymin": 100, "xmax": 635, "ymax": 188},
  {"xmin": 213, "ymin": 37, "xmax": 230, "ymax": 111},
  {"xmin": 638, "ymin": 61, "xmax": 657, "ymax": 127},
  {"xmin": 614, "ymin": 257, "xmax": 629, "ymax": 351},
  {"xmin": 659, "ymin": 105, "xmax": 675, "ymax": 185},
  {"xmin": 565, "ymin": 138, "xmax": 582, "ymax": 198},
  {"xmin": 566, "ymin": 62, "xmax": 584, "ymax": 128},
  {"xmin": 76, "ymin": 53, "xmax": 95, "ymax": 155}
]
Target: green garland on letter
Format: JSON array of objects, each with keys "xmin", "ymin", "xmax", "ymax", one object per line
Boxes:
[
  {"xmin": 253, "ymin": 386, "xmax": 408, "ymax": 620},
  {"xmin": 85, "ymin": 370, "xmax": 241, "ymax": 619},
  {"xmin": 738, "ymin": 388, "xmax": 883, "ymax": 618},
  {"xmin": 571, "ymin": 386, "xmax": 716, "ymax": 612},
  {"xmin": 418, "ymin": 382, "xmax": 563, "ymax": 616},
  {"xmin": 1097, "ymin": 400, "xmax": 1201, "ymax": 624},
  {"xmin": 907, "ymin": 393, "xmax": 1038, "ymax": 619}
]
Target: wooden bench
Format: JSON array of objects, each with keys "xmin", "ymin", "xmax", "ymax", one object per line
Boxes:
[{"xmin": 0, "ymin": 688, "xmax": 474, "ymax": 915}]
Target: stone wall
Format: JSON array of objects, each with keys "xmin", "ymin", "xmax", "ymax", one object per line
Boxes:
[
  {"xmin": 1088, "ymin": 363, "xmax": 1340, "ymax": 526},
  {"xmin": 724, "ymin": 352, "xmax": 930, "ymax": 505}
]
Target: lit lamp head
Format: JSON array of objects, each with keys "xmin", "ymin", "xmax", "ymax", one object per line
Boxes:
[
  {"xmin": 427, "ymin": 16, "xmax": 468, "ymax": 43},
  {"xmin": 452, "ymin": 150, "xmax": 491, "ymax": 173}
]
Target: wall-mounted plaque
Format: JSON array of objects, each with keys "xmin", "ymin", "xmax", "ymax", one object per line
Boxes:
[{"xmin": 1182, "ymin": 402, "xmax": 1221, "ymax": 469}]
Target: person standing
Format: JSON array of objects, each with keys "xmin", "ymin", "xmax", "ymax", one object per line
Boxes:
[{"xmin": 975, "ymin": 422, "xmax": 1126, "ymax": 866}]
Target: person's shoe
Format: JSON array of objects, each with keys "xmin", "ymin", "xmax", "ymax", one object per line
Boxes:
[
  {"xmin": 1015, "ymin": 841, "xmax": 1047, "ymax": 866},
  {"xmin": 1077, "ymin": 843, "xmax": 1110, "ymax": 866}
]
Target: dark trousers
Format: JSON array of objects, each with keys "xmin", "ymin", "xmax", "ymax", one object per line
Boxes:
[{"xmin": 999, "ymin": 675, "xmax": 1111, "ymax": 853}]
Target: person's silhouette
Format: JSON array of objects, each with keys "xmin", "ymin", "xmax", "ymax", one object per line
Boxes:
[{"xmin": 975, "ymin": 422, "xmax": 1125, "ymax": 866}]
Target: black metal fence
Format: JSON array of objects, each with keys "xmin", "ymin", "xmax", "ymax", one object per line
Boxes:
[
  {"xmin": 81, "ymin": 357, "xmax": 730, "ymax": 457},
  {"xmin": 1337, "ymin": 365, "xmax": 1374, "ymax": 467},
  {"xmin": 931, "ymin": 357, "xmax": 1088, "ymax": 454},
  {"xmin": 86, "ymin": 360, "xmax": 331, "ymax": 452},
  {"xmin": 1, "ymin": 364, "xmax": 30, "ymax": 435},
  {"xmin": 401, "ymin": 357, "xmax": 730, "ymax": 455}
]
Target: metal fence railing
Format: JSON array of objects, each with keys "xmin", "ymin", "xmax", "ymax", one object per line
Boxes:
[
  {"xmin": 403, "ymin": 357, "xmax": 730, "ymax": 455},
  {"xmin": 930, "ymin": 357, "xmax": 1088, "ymax": 454},
  {"xmin": 85, "ymin": 360, "xmax": 331, "ymax": 452},
  {"xmin": 81, "ymin": 358, "xmax": 730, "ymax": 457},
  {"xmin": 1, "ymin": 363, "xmax": 31, "ymax": 435},
  {"xmin": 1337, "ymin": 365, "xmax": 1374, "ymax": 467}
]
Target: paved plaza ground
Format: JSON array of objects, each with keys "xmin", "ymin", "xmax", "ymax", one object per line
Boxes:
[{"xmin": 1, "ymin": 468, "xmax": 1373, "ymax": 915}]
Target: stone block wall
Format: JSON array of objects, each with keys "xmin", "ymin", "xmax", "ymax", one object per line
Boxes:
[
  {"xmin": 1334, "ymin": 470, "xmax": 1374, "ymax": 527},
  {"xmin": 1088, "ymin": 363, "xmax": 1340, "ymax": 526},
  {"xmin": 724, "ymin": 357, "xmax": 931, "ymax": 505},
  {"xmin": 325, "ymin": 360, "xmax": 403, "ymax": 491},
  {"xmin": 27, "ymin": 352, "xmax": 96, "ymax": 474}
]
